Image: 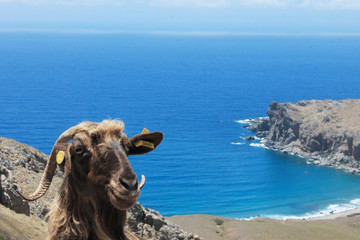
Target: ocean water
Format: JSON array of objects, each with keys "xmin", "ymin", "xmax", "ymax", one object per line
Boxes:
[{"xmin": 1, "ymin": 32, "xmax": 360, "ymax": 219}]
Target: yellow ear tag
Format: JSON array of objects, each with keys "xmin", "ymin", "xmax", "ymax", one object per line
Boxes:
[
  {"xmin": 134, "ymin": 128, "xmax": 154, "ymax": 149},
  {"xmin": 141, "ymin": 128, "xmax": 150, "ymax": 134},
  {"xmin": 56, "ymin": 151, "xmax": 65, "ymax": 165},
  {"xmin": 134, "ymin": 140, "xmax": 154, "ymax": 149}
]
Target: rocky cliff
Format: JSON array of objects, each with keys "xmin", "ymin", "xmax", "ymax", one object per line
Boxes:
[
  {"xmin": 0, "ymin": 137, "xmax": 200, "ymax": 240},
  {"xmin": 247, "ymin": 99, "xmax": 360, "ymax": 173}
]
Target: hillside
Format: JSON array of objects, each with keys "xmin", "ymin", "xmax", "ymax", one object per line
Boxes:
[
  {"xmin": 0, "ymin": 137, "xmax": 200, "ymax": 240},
  {"xmin": 169, "ymin": 213, "xmax": 360, "ymax": 240},
  {"xmin": 2, "ymin": 128, "xmax": 360, "ymax": 239}
]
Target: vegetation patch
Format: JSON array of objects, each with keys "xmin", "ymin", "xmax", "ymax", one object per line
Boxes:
[
  {"xmin": 0, "ymin": 232, "xmax": 15, "ymax": 240},
  {"xmin": 215, "ymin": 219, "xmax": 224, "ymax": 226}
]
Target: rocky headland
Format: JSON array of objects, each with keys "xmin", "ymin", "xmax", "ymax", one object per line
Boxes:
[
  {"xmin": 0, "ymin": 137, "xmax": 200, "ymax": 240},
  {"xmin": 246, "ymin": 99, "xmax": 360, "ymax": 173}
]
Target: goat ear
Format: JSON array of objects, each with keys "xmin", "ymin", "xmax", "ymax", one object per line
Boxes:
[
  {"xmin": 53, "ymin": 142, "xmax": 71, "ymax": 173},
  {"xmin": 127, "ymin": 131, "xmax": 163, "ymax": 155}
]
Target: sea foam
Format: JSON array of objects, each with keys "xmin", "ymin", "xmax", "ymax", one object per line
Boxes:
[
  {"xmin": 235, "ymin": 117, "xmax": 268, "ymax": 125},
  {"xmin": 235, "ymin": 119, "xmax": 253, "ymax": 124},
  {"xmin": 249, "ymin": 143, "xmax": 269, "ymax": 149},
  {"xmin": 239, "ymin": 199, "xmax": 360, "ymax": 220}
]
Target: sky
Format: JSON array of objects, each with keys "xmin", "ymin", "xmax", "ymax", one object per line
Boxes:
[{"xmin": 0, "ymin": 0, "xmax": 360, "ymax": 34}]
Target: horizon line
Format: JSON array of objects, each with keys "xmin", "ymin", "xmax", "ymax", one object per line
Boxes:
[{"xmin": 1, "ymin": 28, "xmax": 360, "ymax": 37}]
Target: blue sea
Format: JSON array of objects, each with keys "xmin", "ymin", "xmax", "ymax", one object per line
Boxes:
[{"xmin": 1, "ymin": 32, "xmax": 360, "ymax": 219}]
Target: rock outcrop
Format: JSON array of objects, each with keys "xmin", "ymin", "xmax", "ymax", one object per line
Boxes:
[
  {"xmin": 247, "ymin": 99, "xmax": 360, "ymax": 173},
  {"xmin": 0, "ymin": 137, "xmax": 53, "ymax": 218},
  {"xmin": 128, "ymin": 203, "xmax": 200, "ymax": 240},
  {"xmin": 0, "ymin": 137, "xmax": 200, "ymax": 240}
]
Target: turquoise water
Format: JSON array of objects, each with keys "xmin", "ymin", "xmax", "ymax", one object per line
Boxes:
[{"xmin": 1, "ymin": 33, "xmax": 360, "ymax": 219}]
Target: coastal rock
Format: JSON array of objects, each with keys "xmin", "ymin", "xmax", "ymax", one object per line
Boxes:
[
  {"xmin": 0, "ymin": 137, "xmax": 50, "ymax": 216},
  {"xmin": 0, "ymin": 137, "xmax": 200, "ymax": 239},
  {"xmin": 247, "ymin": 117, "xmax": 271, "ymax": 133},
  {"xmin": 245, "ymin": 117, "xmax": 270, "ymax": 138},
  {"xmin": 244, "ymin": 136, "xmax": 255, "ymax": 141},
  {"xmin": 127, "ymin": 203, "xmax": 201, "ymax": 240},
  {"xmin": 249, "ymin": 99, "xmax": 360, "ymax": 173}
]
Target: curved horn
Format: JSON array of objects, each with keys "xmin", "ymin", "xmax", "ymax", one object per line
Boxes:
[
  {"xmin": 139, "ymin": 174, "xmax": 146, "ymax": 190},
  {"xmin": 17, "ymin": 127, "xmax": 75, "ymax": 201}
]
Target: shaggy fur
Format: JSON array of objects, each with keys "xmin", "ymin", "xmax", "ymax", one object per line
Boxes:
[{"xmin": 21, "ymin": 120, "xmax": 163, "ymax": 240}]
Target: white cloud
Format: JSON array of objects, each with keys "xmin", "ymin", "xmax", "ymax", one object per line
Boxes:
[
  {"xmin": 144, "ymin": 0, "xmax": 360, "ymax": 9},
  {"xmin": 0, "ymin": 0, "xmax": 125, "ymax": 6},
  {"xmin": 1, "ymin": 0, "xmax": 360, "ymax": 9},
  {"xmin": 146, "ymin": 0, "xmax": 228, "ymax": 8},
  {"xmin": 310, "ymin": 0, "xmax": 360, "ymax": 9}
]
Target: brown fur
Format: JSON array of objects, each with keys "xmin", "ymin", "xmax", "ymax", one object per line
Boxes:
[{"xmin": 44, "ymin": 120, "xmax": 162, "ymax": 240}]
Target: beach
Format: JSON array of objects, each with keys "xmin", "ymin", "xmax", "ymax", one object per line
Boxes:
[
  {"xmin": 310, "ymin": 206, "xmax": 360, "ymax": 220},
  {"xmin": 168, "ymin": 208, "xmax": 360, "ymax": 240}
]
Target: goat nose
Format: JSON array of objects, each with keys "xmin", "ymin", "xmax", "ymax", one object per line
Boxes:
[{"xmin": 119, "ymin": 178, "xmax": 139, "ymax": 191}]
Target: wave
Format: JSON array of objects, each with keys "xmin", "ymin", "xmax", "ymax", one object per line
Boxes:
[
  {"xmin": 235, "ymin": 117, "xmax": 268, "ymax": 125},
  {"xmin": 235, "ymin": 119, "xmax": 253, "ymax": 124},
  {"xmin": 231, "ymin": 142, "xmax": 245, "ymax": 145},
  {"xmin": 250, "ymin": 143, "xmax": 264, "ymax": 147},
  {"xmin": 249, "ymin": 143, "xmax": 269, "ymax": 149},
  {"xmin": 239, "ymin": 199, "xmax": 360, "ymax": 221}
]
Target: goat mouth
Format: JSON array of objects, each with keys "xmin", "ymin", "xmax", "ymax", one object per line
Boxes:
[
  {"xmin": 105, "ymin": 175, "xmax": 145, "ymax": 209},
  {"xmin": 107, "ymin": 185, "xmax": 140, "ymax": 209},
  {"xmin": 109, "ymin": 185, "xmax": 140, "ymax": 198}
]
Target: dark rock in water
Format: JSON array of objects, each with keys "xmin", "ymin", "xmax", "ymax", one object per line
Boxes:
[
  {"xmin": 256, "ymin": 131, "xmax": 269, "ymax": 138},
  {"xmin": 247, "ymin": 99, "xmax": 360, "ymax": 174},
  {"xmin": 245, "ymin": 136, "xmax": 255, "ymax": 140},
  {"xmin": 246, "ymin": 117, "xmax": 270, "ymax": 132}
]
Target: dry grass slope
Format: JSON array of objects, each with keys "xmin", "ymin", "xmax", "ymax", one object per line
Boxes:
[
  {"xmin": 0, "ymin": 205, "xmax": 47, "ymax": 240},
  {"xmin": 169, "ymin": 214, "xmax": 360, "ymax": 240}
]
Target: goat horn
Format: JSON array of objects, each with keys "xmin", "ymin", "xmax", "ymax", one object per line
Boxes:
[
  {"xmin": 139, "ymin": 175, "xmax": 146, "ymax": 190},
  {"xmin": 17, "ymin": 127, "xmax": 75, "ymax": 201}
]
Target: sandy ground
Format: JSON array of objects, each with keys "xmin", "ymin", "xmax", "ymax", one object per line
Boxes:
[
  {"xmin": 309, "ymin": 207, "xmax": 360, "ymax": 220},
  {"xmin": 2, "ymin": 204, "xmax": 360, "ymax": 240},
  {"xmin": 168, "ymin": 209, "xmax": 360, "ymax": 240}
]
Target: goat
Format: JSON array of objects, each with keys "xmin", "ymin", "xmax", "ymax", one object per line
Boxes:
[{"xmin": 18, "ymin": 120, "xmax": 163, "ymax": 240}]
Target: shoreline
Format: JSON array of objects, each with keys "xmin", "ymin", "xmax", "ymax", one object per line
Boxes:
[
  {"xmin": 168, "ymin": 209, "xmax": 360, "ymax": 240},
  {"xmin": 240, "ymin": 117, "xmax": 360, "ymax": 175},
  {"xmin": 236, "ymin": 117, "xmax": 360, "ymax": 222},
  {"xmin": 241, "ymin": 100, "xmax": 360, "ymax": 175},
  {"xmin": 235, "ymin": 201, "xmax": 360, "ymax": 221},
  {"xmin": 263, "ymin": 140, "xmax": 360, "ymax": 174},
  {"xmin": 309, "ymin": 206, "xmax": 360, "ymax": 220},
  {"xmin": 242, "ymin": 206, "xmax": 360, "ymax": 221}
]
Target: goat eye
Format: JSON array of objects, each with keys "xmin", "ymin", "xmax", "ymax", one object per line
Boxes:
[{"xmin": 74, "ymin": 146, "xmax": 84, "ymax": 154}]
